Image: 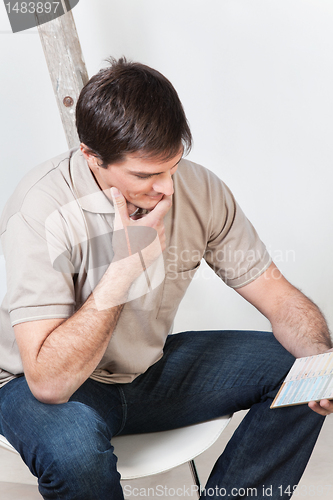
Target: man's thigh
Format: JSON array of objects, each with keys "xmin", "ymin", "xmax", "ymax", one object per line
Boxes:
[
  {"xmin": 0, "ymin": 376, "xmax": 125, "ymax": 450},
  {"xmin": 120, "ymin": 330, "xmax": 295, "ymax": 434},
  {"xmin": 0, "ymin": 331, "xmax": 295, "ymax": 440}
]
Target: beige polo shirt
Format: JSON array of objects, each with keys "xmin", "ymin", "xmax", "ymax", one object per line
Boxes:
[{"xmin": 0, "ymin": 149, "xmax": 271, "ymax": 388}]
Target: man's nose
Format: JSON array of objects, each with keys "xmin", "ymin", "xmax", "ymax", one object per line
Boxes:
[{"xmin": 152, "ymin": 173, "xmax": 174, "ymax": 196}]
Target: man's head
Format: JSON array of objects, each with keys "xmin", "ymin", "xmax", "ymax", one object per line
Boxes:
[{"xmin": 76, "ymin": 57, "xmax": 192, "ymax": 167}]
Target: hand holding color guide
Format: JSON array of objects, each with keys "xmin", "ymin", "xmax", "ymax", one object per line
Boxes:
[{"xmin": 271, "ymin": 351, "xmax": 333, "ymax": 408}]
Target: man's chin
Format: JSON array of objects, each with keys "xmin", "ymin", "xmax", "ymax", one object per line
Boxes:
[{"xmin": 127, "ymin": 198, "xmax": 161, "ymax": 215}]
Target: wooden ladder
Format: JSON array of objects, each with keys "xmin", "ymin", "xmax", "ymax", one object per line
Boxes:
[{"xmin": 37, "ymin": 0, "xmax": 89, "ymax": 148}]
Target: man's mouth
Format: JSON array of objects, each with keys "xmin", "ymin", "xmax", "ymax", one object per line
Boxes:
[{"xmin": 146, "ymin": 194, "xmax": 163, "ymax": 200}]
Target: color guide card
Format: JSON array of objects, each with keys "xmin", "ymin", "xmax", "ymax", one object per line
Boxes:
[{"xmin": 271, "ymin": 351, "xmax": 333, "ymax": 409}]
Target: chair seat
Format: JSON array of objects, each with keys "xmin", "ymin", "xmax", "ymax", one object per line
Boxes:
[
  {"xmin": 0, "ymin": 415, "xmax": 232, "ymax": 481},
  {"xmin": 113, "ymin": 415, "xmax": 232, "ymax": 480},
  {"xmin": 0, "ymin": 434, "xmax": 18, "ymax": 454}
]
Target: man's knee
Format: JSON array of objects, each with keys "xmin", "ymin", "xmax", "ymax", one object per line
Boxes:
[
  {"xmin": 28, "ymin": 402, "xmax": 121, "ymax": 498},
  {"xmin": 0, "ymin": 383, "xmax": 121, "ymax": 497},
  {"xmin": 29, "ymin": 402, "xmax": 112, "ymax": 468}
]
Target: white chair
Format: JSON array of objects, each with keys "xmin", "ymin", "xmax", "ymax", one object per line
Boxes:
[{"xmin": 0, "ymin": 415, "xmax": 232, "ymax": 496}]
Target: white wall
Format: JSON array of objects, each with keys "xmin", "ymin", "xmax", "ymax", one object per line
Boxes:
[{"xmin": 1, "ymin": 0, "xmax": 332, "ymax": 333}]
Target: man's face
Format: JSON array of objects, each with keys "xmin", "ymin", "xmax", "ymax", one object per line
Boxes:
[{"xmin": 86, "ymin": 150, "xmax": 183, "ymax": 213}]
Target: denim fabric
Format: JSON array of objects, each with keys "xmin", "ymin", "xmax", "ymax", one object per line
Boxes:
[{"xmin": 0, "ymin": 331, "xmax": 325, "ymax": 499}]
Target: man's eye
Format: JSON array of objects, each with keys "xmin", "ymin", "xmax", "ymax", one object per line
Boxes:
[{"xmin": 136, "ymin": 174, "xmax": 153, "ymax": 179}]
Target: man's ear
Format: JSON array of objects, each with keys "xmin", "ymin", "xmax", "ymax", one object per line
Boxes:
[{"xmin": 80, "ymin": 143, "xmax": 100, "ymax": 170}]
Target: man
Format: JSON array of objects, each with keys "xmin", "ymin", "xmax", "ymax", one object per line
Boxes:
[{"xmin": 0, "ymin": 57, "xmax": 332, "ymax": 499}]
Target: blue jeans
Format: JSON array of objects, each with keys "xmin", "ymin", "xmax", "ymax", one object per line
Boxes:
[{"xmin": 0, "ymin": 331, "xmax": 325, "ymax": 499}]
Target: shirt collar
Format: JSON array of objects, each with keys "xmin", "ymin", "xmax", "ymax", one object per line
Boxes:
[{"xmin": 70, "ymin": 149, "xmax": 115, "ymax": 214}]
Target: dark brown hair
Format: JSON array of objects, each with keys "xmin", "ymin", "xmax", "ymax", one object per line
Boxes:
[{"xmin": 76, "ymin": 57, "xmax": 192, "ymax": 167}]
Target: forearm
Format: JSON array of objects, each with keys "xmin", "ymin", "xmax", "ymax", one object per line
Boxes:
[
  {"xmin": 37, "ymin": 305, "xmax": 122, "ymax": 404},
  {"xmin": 30, "ymin": 256, "xmax": 140, "ymax": 404},
  {"xmin": 270, "ymin": 288, "xmax": 332, "ymax": 358},
  {"xmin": 237, "ymin": 262, "xmax": 332, "ymax": 359}
]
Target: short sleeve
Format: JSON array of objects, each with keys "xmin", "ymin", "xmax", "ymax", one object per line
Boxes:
[
  {"xmin": 3, "ymin": 211, "xmax": 75, "ymax": 326},
  {"xmin": 204, "ymin": 177, "xmax": 272, "ymax": 288}
]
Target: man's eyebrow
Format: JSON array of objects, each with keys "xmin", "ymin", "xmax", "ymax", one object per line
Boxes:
[{"xmin": 128, "ymin": 157, "xmax": 183, "ymax": 176}]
